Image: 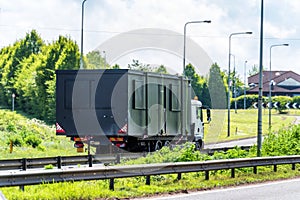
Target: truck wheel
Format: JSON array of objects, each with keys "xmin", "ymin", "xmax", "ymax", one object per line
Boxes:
[
  {"xmin": 164, "ymin": 140, "xmax": 171, "ymax": 147},
  {"xmin": 195, "ymin": 140, "xmax": 204, "ymax": 150},
  {"xmin": 154, "ymin": 140, "xmax": 163, "ymax": 151}
]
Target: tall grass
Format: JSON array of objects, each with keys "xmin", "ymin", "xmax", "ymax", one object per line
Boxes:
[{"xmin": 0, "ymin": 109, "xmax": 80, "ymax": 159}]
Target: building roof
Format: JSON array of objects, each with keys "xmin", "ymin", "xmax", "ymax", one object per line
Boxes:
[
  {"xmin": 247, "ymin": 70, "xmax": 300, "ymax": 94},
  {"xmin": 277, "ymin": 78, "xmax": 300, "ymax": 86}
]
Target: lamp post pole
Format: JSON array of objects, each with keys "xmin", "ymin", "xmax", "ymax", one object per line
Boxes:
[
  {"xmin": 231, "ymin": 54, "xmax": 237, "ymax": 114},
  {"xmin": 183, "ymin": 20, "xmax": 211, "ymax": 74},
  {"xmin": 268, "ymin": 43, "xmax": 289, "ymax": 130},
  {"xmin": 80, "ymin": 0, "xmax": 87, "ymax": 69},
  {"xmin": 257, "ymin": 0, "xmax": 264, "ymax": 157},
  {"xmin": 12, "ymin": 93, "xmax": 15, "ymax": 111},
  {"xmin": 227, "ymin": 31, "xmax": 252, "ymax": 137},
  {"xmin": 244, "ymin": 61, "xmax": 247, "ymax": 109}
]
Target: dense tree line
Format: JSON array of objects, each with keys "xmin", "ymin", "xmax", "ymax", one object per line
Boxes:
[{"xmin": 0, "ymin": 30, "xmax": 80, "ymax": 123}]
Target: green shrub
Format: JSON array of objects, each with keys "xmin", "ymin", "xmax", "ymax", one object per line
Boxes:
[
  {"xmin": 292, "ymin": 96, "xmax": 300, "ymax": 105},
  {"xmin": 231, "ymin": 94, "xmax": 261, "ymax": 109},
  {"xmin": 44, "ymin": 164, "xmax": 54, "ymax": 170},
  {"xmin": 272, "ymin": 96, "xmax": 293, "ymax": 113},
  {"xmin": 24, "ymin": 134, "xmax": 42, "ymax": 148},
  {"xmin": 6, "ymin": 122, "xmax": 16, "ymax": 132},
  {"xmin": 262, "ymin": 124, "xmax": 300, "ymax": 156},
  {"xmin": 7, "ymin": 134, "xmax": 23, "ymax": 147}
]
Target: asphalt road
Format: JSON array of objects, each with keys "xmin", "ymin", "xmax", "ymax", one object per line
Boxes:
[
  {"xmin": 138, "ymin": 178, "xmax": 300, "ymax": 200},
  {"xmin": 205, "ymin": 137, "xmax": 258, "ymax": 149}
]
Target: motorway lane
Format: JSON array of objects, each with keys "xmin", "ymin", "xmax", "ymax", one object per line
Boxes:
[
  {"xmin": 205, "ymin": 137, "xmax": 258, "ymax": 149},
  {"xmin": 138, "ymin": 178, "xmax": 300, "ymax": 200}
]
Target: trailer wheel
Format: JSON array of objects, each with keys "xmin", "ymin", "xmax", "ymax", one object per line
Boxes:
[
  {"xmin": 195, "ymin": 140, "xmax": 204, "ymax": 150},
  {"xmin": 164, "ymin": 140, "xmax": 171, "ymax": 147},
  {"xmin": 154, "ymin": 140, "xmax": 163, "ymax": 151}
]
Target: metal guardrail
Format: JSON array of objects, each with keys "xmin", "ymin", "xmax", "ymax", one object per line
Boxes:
[
  {"xmin": 202, "ymin": 145, "xmax": 251, "ymax": 155},
  {"xmin": 0, "ymin": 155, "xmax": 299, "ymax": 191},
  {"xmin": 0, "ymin": 147, "xmax": 250, "ymax": 171},
  {"xmin": 0, "ymin": 153, "xmax": 145, "ymax": 171}
]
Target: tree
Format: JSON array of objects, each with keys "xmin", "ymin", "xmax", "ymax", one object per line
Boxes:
[
  {"xmin": 248, "ymin": 64, "xmax": 259, "ymax": 76},
  {"xmin": 154, "ymin": 65, "xmax": 168, "ymax": 74},
  {"xmin": 184, "ymin": 64, "xmax": 210, "ymax": 106},
  {"xmin": 0, "ymin": 30, "xmax": 44, "ymax": 108},
  {"xmin": 85, "ymin": 51, "xmax": 109, "ymax": 69},
  {"xmin": 35, "ymin": 35, "xmax": 80, "ymax": 122},
  {"xmin": 232, "ymin": 69, "xmax": 244, "ymax": 98},
  {"xmin": 14, "ymin": 54, "xmax": 42, "ymax": 117},
  {"xmin": 112, "ymin": 64, "xmax": 120, "ymax": 69},
  {"xmin": 208, "ymin": 63, "xmax": 227, "ymax": 109},
  {"xmin": 128, "ymin": 59, "xmax": 151, "ymax": 71}
]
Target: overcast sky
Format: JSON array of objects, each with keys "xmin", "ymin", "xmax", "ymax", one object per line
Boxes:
[{"xmin": 1, "ymin": 0, "xmax": 300, "ymax": 78}]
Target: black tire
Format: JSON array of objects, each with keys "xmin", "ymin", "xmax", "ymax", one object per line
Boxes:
[
  {"xmin": 164, "ymin": 140, "xmax": 171, "ymax": 147},
  {"xmin": 195, "ymin": 140, "xmax": 204, "ymax": 150},
  {"xmin": 154, "ymin": 140, "xmax": 163, "ymax": 151}
]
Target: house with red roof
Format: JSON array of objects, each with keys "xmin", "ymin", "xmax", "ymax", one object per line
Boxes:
[{"xmin": 247, "ymin": 71, "xmax": 300, "ymax": 97}]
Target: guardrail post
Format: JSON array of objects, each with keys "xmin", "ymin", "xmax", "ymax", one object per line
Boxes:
[
  {"xmin": 109, "ymin": 178, "xmax": 114, "ymax": 190},
  {"xmin": 177, "ymin": 173, "xmax": 182, "ymax": 180},
  {"xmin": 292, "ymin": 163, "xmax": 296, "ymax": 170},
  {"xmin": 231, "ymin": 168, "xmax": 235, "ymax": 178},
  {"xmin": 57, "ymin": 156, "xmax": 62, "ymax": 169},
  {"xmin": 88, "ymin": 154, "xmax": 93, "ymax": 167},
  {"xmin": 205, "ymin": 171, "xmax": 209, "ymax": 180},
  {"xmin": 22, "ymin": 158, "xmax": 27, "ymax": 171},
  {"xmin": 116, "ymin": 154, "xmax": 121, "ymax": 164},
  {"xmin": 253, "ymin": 166, "xmax": 257, "ymax": 174},
  {"xmin": 146, "ymin": 175, "xmax": 151, "ymax": 185},
  {"xmin": 273, "ymin": 165, "xmax": 277, "ymax": 172},
  {"xmin": 19, "ymin": 185, "xmax": 24, "ymax": 191}
]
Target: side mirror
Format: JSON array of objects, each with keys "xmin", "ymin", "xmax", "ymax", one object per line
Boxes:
[{"xmin": 206, "ymin": 108, "xmax": 211, "ymax": 123}]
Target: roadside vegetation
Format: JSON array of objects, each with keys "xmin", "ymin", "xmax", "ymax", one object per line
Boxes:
[{"xmin": 0, "ymin": 109, "xmax": 79, "ymax": 159}]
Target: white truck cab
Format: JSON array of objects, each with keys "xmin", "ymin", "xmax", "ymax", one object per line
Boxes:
[{"xmin": 190, "ymin": 98, "xmax": 211, "ymax": 149}]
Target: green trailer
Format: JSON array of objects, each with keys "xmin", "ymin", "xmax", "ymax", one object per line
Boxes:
[{"xmin": 56, "ymin": 69, "xmax": 210, "ymax": 153}]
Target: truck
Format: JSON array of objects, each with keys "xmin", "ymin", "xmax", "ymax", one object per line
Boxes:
[{"xmin": 55, "ymin": 69, "xmax": 211, "ymax": 153}]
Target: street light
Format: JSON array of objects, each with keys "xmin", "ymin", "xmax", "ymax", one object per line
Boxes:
[
  {"xmin": 268, "ymin": 43, "xmax": 289, "ymax": 130},
  {"xmin": 183, "ymin": 20, "xmax": 211, "ymax": 74},
  {"xmin": 227, "ymin": 31, "xmax": 252, "ymax": 137},
  {"xmin": 80, "ymin": 0, "xmax": 87, "ymax": 69},
  {"xmin": 244, "ymin": 60, "xmax": 247, "ymax": 109}
]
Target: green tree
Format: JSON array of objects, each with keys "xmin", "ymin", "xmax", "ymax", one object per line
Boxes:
[
  {"xmin": 154, "ymin": 65, "xmax": 168, "ymax": 74},
  {"xmin": 248, "ymin": 64, "xmax": 259, "ymax": 76},
  {"xmin": 35, "ymin": 36, "xmax": 80, "ymax": 122},
  {"xmin": 14, "ymin": 54, "xmax": 42, "ymax": 115},
  {"xmin": 208, "ymin": 63, "xmax": 227, "ymax": 109},
  {"xmin": 85, "ymin": 51, "xmax": 109, "ymax": 69},
  {"xmin": 232, "ymin": 70, "xmax": 244, "ymax": 98},
  {"xmin": 112, "ymin": 64, "xmax": 120, "ymax": 69},
  {"xmin": 184, "ymin": 64, "xmax": 210, "ymax": 106},
  {"xmin": 0, "ymin": 30, "xmax": 44, "ymax": 108},
  {"xmin": 128, "ymin": 59, "xmax": 151, "ymax": 71}
]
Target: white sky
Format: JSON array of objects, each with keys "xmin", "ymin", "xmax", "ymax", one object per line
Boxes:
[{"xmin": 1, "ymin": 0, "xmax": 300, "ymax": 78}]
